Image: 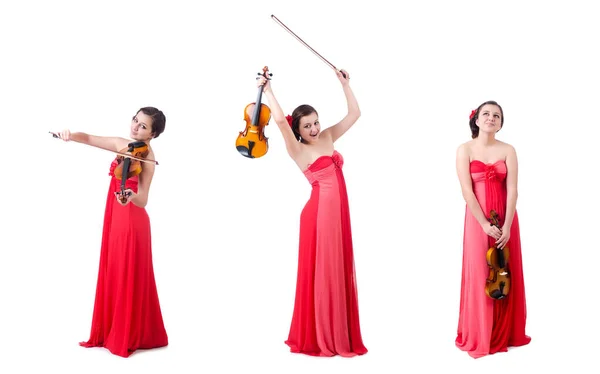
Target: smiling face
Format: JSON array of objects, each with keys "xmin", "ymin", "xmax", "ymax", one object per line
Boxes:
[
  {"xmin": 130, "ymin": 111, "xmax": 154, "ymax": 141},
  {"xmin": 475, "ymin": 104, "xmax": 503, "ymax": 136},
  {"xmin": 297, "ymin": 112, "xmax": 321, "ymax": 144}
]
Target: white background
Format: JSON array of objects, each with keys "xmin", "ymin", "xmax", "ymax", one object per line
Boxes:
[{"xmin": 1, "ymin": 0, "xmax": 599, "ymax": 373}]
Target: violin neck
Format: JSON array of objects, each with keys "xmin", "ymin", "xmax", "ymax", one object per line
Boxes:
[
  {"xmin": 251, "ymin": 86, "xmax": 263, "ymax": 126},
  {"xmin": 496, "ymin": 247, "xmax": 506, "ymax": 268},
  {"xmin": 121, "ymin": 157, "xmax": 131, "ymax": 190}
]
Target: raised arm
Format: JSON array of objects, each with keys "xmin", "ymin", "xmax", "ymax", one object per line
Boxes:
[
  {"xmin": 259, "ymin": 77, "xmax": 301, "ymax": 158},
  {"xmin": 456, "ymin": 144, "xmax": 502, "ymax": 241},
  {"xmin": 323, "ymin": 69, "xmax": 361, "ymax": 143},
  {"xmin": 55, "ymin": 129, "xmax": 125, "ymax": 152}
]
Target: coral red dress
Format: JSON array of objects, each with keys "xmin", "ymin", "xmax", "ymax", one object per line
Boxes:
[
  {"xmin": 79, "ymin": 158, "xmax": 168, "ymax": 357},
  {"xmin": 285, "ymin": 151, "xmax": 367, "ymax": 357},
  {"xmin": 455, "ymin": 160, "xmax": 531, "ymax": 358}
]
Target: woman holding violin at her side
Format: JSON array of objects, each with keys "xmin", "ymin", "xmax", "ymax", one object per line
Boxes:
[
  {"xmin": 455, "ymin": 101, "xmax": 531, "ymax": 358},
  {"xmin": 257, "ymin": 69, "xmax": 367, "ymax": 357},
  {"xmin": 53, "ymin": 107, "xmax": 168, "ymax": 358}
]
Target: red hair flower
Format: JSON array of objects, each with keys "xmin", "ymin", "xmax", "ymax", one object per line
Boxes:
[
  {"xmin": 469, "ymin": 109, "xmax": 477, "ymax": 120},
  {"xmin": 285, "ymin": 115, "xmax": 293, "ymax": 127}
]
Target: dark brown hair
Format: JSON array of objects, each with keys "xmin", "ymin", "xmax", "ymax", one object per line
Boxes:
[
  {"xmin": 469, "ymin": 100, "xmax": 504, "ymax": 139},
  {"xmin": 290, "ymin": 104, "xmax": 318, "ymax": 143},
  {"xmin": 136, "ymin": 107, "xmax": 166, "ymax": 138}
]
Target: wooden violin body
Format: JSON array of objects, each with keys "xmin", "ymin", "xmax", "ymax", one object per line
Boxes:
[
  {"xmin": 485, "ymin": 210, "xmax": 510, "ymax": 300},
  {"xmin": 236, "ymin": 66, "xmax": 272, "ymax": 158},
  {"xmin": 114, "ymin": 141, "xmax": 149, "ymax": 203}
]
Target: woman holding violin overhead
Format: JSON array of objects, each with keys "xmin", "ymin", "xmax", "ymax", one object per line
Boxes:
[
  {"xmin": 258, "ymin": 69, "xmax": 367, "ymax": 357},
  {"xmin": 53, "ymin": 107, "xmax": 168, "ymax": 358},
  {"xmin": 455, "ymin": 101, "xmax": 531, "ymax": 358}
]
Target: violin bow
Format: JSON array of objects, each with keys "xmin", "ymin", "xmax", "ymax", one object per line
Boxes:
[
  {"xmin": 271, "ymin": 14, "xmax": 347, "ymax": 78},
  {"xmin": 49, "ymin": 131, "xmax": 159, "ymax": 165}
]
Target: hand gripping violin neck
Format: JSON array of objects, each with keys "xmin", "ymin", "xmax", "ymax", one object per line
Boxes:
[
  {"xmin": 236, "ymin": 66, "xmax": 272, "ymax": 158},
  {"xmin": 485, "ymin": 210, "xmax": 511, "ymax": 300},
  {"xmin": 114, "ymin": 141, "xmax": 149, "ymax": 204}
]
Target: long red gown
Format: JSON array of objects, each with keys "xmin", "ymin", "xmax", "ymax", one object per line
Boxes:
[
  {"xmin": 285, "ymin": 151, "xmax": 368, "ymax": 357},
  {"xmin": 455, "ymin": 160, "xmax": 531, "ymax": 358},
  {"xmin": 79, "ymin": 158, "xmax": 168, "ymax": 357}
]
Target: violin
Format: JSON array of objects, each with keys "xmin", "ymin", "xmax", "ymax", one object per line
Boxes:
[
  {"xmin": 49, "ymin": 131, "xmax": 158, "ymax": 204},
  {"xmin": 236, "ymin": 66, "xmax": 272, "ymax": 158},
  {"xmin": 485, "ymin": 210, "xmax": 511, "ymax": 300},
  {"xmin": 113, "ymin": 141, "xmax": 149, "ymax": 204}
]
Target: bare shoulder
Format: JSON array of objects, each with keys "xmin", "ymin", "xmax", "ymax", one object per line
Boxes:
[
  {"xmin": 498, "ymin": 140, "xmax": 517, "ymax": 156},
  {"xmin": 457, "ymin": 140, "xmax": 473, "ymax": 156},
  {"xmin": 320, "ymin": 127, "xmax": 334, "ymax": 142},
  {"xmin": 146, "ymin": 147, "xmax": 156, "ymax": 166},
  {"xmin": 140, "ymin": 148, "xmax": 156, "ymax": 179}
]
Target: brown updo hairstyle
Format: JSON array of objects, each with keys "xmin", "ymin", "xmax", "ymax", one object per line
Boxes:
[
  {"xmin": 469, "ymin": 100, "xmax": 504, "ymax": 139},
  {"xmin": 136, "ymin": 107, "xmax": 166, "ymax": 139},
  {"xmin": 290, "ymin": 104, "xmax": 318, "ymax": 143}
]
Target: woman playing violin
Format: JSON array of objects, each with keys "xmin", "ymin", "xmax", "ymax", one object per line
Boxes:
[
  {"xmin": 455, "ymin": 100, "xmax": 531, "ymax": 358},
  {"xmin": 258, "ymin": 69, "xmax": 367, "ymax": 357},
  {"xmin": 54, "ymin": 107, "xmax": 168, "ymax": 357}
]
